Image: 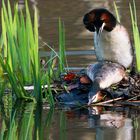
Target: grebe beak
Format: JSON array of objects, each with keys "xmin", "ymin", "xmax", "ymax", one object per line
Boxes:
[
  {"xmin": 88, "ymin": 94, "xmax": 97, "ymax": 105},
  {"xmin": 95, "ymin": 22, "xmax": 105, "ymax": 47},
  {"xmin": 97, "ymin": 22, "xmax": 105, "ymax": 35}
]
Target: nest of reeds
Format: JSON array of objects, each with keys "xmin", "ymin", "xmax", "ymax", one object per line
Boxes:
[{"xmin": 54, "ymin": 70, "xmax": 140, "ymax": 107}]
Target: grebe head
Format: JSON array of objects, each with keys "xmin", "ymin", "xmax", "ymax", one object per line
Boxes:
[{"xmin": 83, "ymin": 8, "xmax": 117, "ymax": 33}]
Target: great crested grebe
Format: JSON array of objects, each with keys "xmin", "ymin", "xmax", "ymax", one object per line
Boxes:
[
  {"xmin": 83, "ymin": 8, "xmax": 133, "ymax": 104},
  {"xmin": 83, "ymin": 8, "xmax": 133, "ymax": 68},
  {"xmin": 87, "ymin": 62, "xmax": 126, "ymax": 104}
]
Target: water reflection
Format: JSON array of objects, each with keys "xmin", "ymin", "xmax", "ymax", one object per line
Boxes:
[
  {"xmin": 65, "ymin": 106, "xmax": 139, "ymax": 140},
  {"xmin": 0, "ymin": 99, "xmax": 35, "ymax": 140},
  {"xmin": 0, "ymin": 99, "xmax": 140, "ymax": 140},
  {"xmin": 89, "ymin": 107, "xmax": 134, "ymax": 140}
]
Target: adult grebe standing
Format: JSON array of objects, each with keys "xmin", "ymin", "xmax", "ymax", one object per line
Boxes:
[{"xmin": 83, "ymin": 8, "xmax": 133, "ymax": 68}]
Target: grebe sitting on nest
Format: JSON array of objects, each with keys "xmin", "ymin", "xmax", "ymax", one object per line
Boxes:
[{"xmin": 87, "ymin": 62, "xmax": 126, "ymax": 104}]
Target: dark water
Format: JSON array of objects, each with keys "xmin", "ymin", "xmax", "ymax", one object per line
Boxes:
[{"xmin": 0, "ymin": 0, "xmax": 140, "ymax": 140}]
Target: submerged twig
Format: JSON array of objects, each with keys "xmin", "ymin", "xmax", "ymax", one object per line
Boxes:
[
  {"xmin": 116, "ymin": 100, "xmax": 140, "ymax": 106},
  {"xmin": 127, "ymin": 94, "xmax": 140, "ymax": 101},
  {"xmin": 127, "ymin": 100, "xmax": 140, "ymax": 103}
]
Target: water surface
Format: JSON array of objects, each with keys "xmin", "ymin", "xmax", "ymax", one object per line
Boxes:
[{"xmin": 1, "ymin": 100, "xmax": 140, "ymax": 140}]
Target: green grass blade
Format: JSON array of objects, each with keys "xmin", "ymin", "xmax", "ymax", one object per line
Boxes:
[
  {"xmin": 44, "ymin": 108, "xmax": 54, "ymax": 140},
  {"xmin": 129, "ymin": 2, "xmax": 140, "ymax": 72},
  {"xmin": 132, "ymin": 0, "xmax": 137, "ymax": 24},
  {"xmin": 59, "ymin": 18, "xmax": 66, "ymax": 73},
  {"xmin": 7, "ymin": 110, "xmax": 17, "ymax": 140},
  {"xmin": 60, "ymin": 111, "xmax": 67, "ymax": 140},
  {"xmin": 113, "ymin": 1, "xmax": 121, "ymax": 22},
  {"xmin": 23, "ymin": 104, "xmax": 35, "ymax": 140},
  {"xmin": 0, "ymin": 121, "xmax": 6, "ymax": 140},
  {"xmin": 1, "ymin": 8, "xmax": 7, "ymax": 59},
  {"xmin": 45, "ymin": 73, "xmax": 54, "ymax": 106}
]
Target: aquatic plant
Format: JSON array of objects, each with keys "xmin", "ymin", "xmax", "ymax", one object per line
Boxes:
[
  {"xmin": 0, "ymin": 100, "xmax": 35, "ymax": 140},
  {"xmin": 114, "ymin": 1, "xmax": 140, "ymax": 72},
  {"xmin": 0, "ymin": 100, "xmax": 58, "ymax": 140},
  {"xmin": 113, "ymin": 2, "xmax": 120, "ymax": 23},
  {"xmin": 60, "ymin": 111, "xmax": 67, "ymax": 140},
  {"xmin": 129, "ymin": 0, "xmax": 140, "ymax": 72},
  {"xmin": 58, "ymin": 18, "xmax": 67, "ymax": 73},
  {"xmin": 0, "ymin": 0, "xmax": 67, "ymax": 104},
  {"xmin": 0, "ymin": 0, "xmax": 40, "ymax": 101}
]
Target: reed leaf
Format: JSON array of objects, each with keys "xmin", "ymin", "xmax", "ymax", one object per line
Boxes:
[
  {"xmin": 129, "ymin": 2, "xmax": 140, "ymax": 72},
  {"xmin": 1, "ymin": 9, "xmax": 7, "ymax": 59},
  {"xmin": 44, "ymin": 108, "xmax": 54, "ymax": 140},
  {"xmin": 60, "ymin": 111, "xmax": 67, "ymax": 140},
  {"xmin": 7, "ymin": 110, "xmax": 17, "ymax": 140},
  {"xmin": 0, "ymin": 0, "xmax": 43, "ymax": 101},
  {"xmin": 21, "ymin": 103, "xmax": 35, "ymax": 140},
  {"xmin": 58, "ymin": 18, "xmax": 66, "ymax": 73},
  {"xmin": 0, "ymin": 121, "xmax": 6, "ymax": 140},
  {"xmin": 113, "ymin": 1, "xmax": 121, "ymax": 22},
  {"xmin": 45, "ymin": 73, "xmax": 55, "ymax": 106},
  {"xmin": 17, "ymin": 11, "xmax": 31, "ymax": 83}
]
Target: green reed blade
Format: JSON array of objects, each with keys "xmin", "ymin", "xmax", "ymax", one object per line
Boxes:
[
  {"xmin": 45, "ymin": 73, "xmax": 54, "ymax": 106},
  {"xmin": 17, "ymin": 10, "xmax": 31, "ymax": 83},
  {"xmin": 47, "ymin": 53, "xmax": 57, "ymax": 80},
  {"xmin": 0, "ymin": 121, "xmax": 6, "ymax": 140},
  {"xmin": 1, "ymin": 8, "xmax": 7, "ymax": 59},
  {"xmin": 33, "ymin": 103, "xmax": 44, "ymax": 140},
  {"xmin": 60, "ymin": 111, "xmax": 67, "ymax": 140},
  {"xmin": 132, "ymin": 0, "xmax": 137, "ymax": 24},
  {"xmin": 0, "ymin": 0, "xmax": 43, "ymax": 101},
  {"xmin": 129, "ymin": 2, "xmax": 140, "ymax": 72},
  {"xmin": 25, "ymin": 1, "xmax": 42, "ymax": 101},
  {"xmin": 0, "ymin": 56, "xmax": 34, "ymax": 101},
  {"xmin": 0, "ymin": 56, "xmax": 21, "ymax": 98},
  {"xmin": 33, "ymin": 6, "xmax": 42, "ymax": 102},
  {"xmin": 34, "ymin": 7, "xmax": 39, "ymax": 64},
  {"xmin": 4, "ymin": 0, "xmax": 18, "ymax": 72},
  {"xmin": 2, "ymin": 0, "xmax": 12, "ymax": 70},
  {"xmin": 8, "ymin": 110, "xmax": 17, "ymax": 140},
  {"xmin": 7, "ymin": 0, "xmax": 13, "ymax": 29},
  {"xmin": 113, "ymin": 1, "xmax": 121, "ymax": 22},
  {"xmin": 23, "ymin": 104, "xmax": 35, "ymax": 140},
  {"xmin": 25, "ymin": 1, "xmax": 34, "ymax": 59},
  {"xmin": 58, "ymin": 18, "xmax": 66, "ymax": 73},
  {"xmin": 0, "ymin": 0, "xmax": 69, "ymax": 103},
  {"xmin": 44, "ymin": 108, "xmax": 54, "ymax": 140}
]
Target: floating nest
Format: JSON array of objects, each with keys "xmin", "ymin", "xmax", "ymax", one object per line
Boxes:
[{"xmin": 54, "ymin": 70, "xmax": 140, "ymax": 107}]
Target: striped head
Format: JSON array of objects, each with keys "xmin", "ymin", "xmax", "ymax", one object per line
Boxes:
[{"xmin": 83, "ymin": 8, "xmax": 117, "ymax": 33}]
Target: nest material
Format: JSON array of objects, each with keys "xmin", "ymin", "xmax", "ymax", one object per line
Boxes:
[{"xmin": 55, "ymin": 71, "xmax": 140, "ymax": 106}]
